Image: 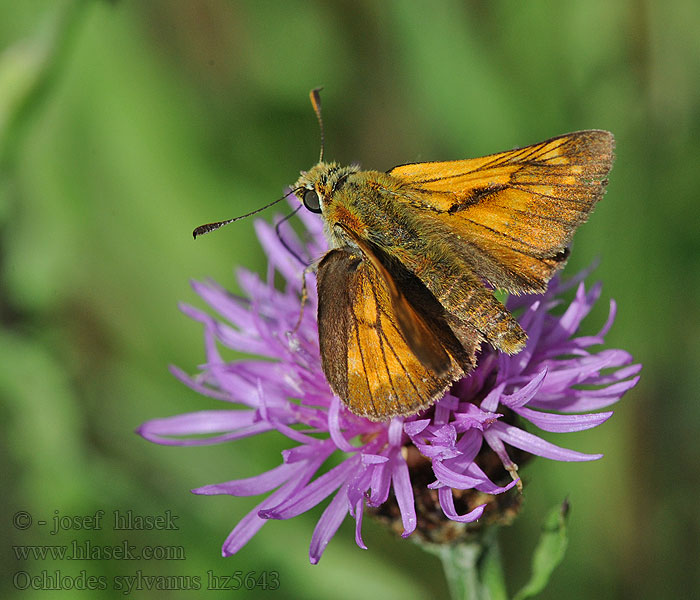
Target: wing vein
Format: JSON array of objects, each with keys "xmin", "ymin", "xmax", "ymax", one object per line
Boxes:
[
  {"xmin": 460, "ymin": 217, "xmax": 545, "ymax": 251},
  {"xmin": 508, "ymin": 184, "xmax": 593, "ymax": 204},
  {"xmin": 351, "ymin": 297, "xmax": 377, "ymax": 415},
  {"xmin": 368, "ymin": 276, "xmax": 403, "ymax": 406}
]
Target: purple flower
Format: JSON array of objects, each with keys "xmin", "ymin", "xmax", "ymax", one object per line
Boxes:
[{"xmin": 138, "ymin": 204, "xmax": 640, "ymax": 563}]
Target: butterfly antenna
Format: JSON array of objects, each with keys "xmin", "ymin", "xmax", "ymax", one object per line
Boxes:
[
  {"xmin": 275, "ymin": 205, "xmax": 307, "ymax": 265},
  {"xmin": 193, "ymin": 188, "xmax": 300, "ymax": 239},
  {"xmin": 309, "ymin": 88, "xmax": 325, "ymax": 163}
]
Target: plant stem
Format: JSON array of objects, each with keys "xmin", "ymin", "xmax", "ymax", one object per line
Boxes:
[{"xmin": 426, "ymin": 529, "xmax": 507, "ymax": 600}]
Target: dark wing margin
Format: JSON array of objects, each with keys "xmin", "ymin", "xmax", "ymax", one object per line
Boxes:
[{"xmin": 315, "ymin": 249, "xmax": 354, "ymax": 402}]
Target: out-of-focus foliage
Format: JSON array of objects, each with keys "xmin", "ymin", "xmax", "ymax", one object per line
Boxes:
[{"xmin": 1, "ymin": 1, "xmax": 698, "ymax": 599}]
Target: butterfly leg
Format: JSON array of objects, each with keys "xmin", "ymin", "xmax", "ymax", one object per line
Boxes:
[{"xmin": 290, "ymin": 262, "xmax": 318, "ymax": 335}]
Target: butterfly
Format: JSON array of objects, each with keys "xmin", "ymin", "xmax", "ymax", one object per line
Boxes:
[{"xmin": 197, "ymin": 90, "xmax": 614, "ymax": 422}]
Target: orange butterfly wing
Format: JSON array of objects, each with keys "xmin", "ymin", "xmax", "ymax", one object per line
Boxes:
[
  {"xmin": 389, "ymin": 130, "xmax": 614, "ymax": 293},
  {"xmin": 316, "ymin": 247, "xmax": 473, "ymax": 421}
]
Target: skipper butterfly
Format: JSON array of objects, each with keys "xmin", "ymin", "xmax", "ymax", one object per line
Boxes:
[{"xmin": 197, "ymin": 90, "xmax": 614, "ymax": 421}]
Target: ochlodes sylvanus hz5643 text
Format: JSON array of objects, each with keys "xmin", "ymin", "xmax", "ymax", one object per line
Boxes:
[{"xmin": 195, "ymin": 90, "xmax": 614, "ymax": 421}]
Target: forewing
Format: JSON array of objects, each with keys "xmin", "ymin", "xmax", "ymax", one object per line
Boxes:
[
  {"xmin": 389, "ymin": 130, "xmax": 614, "ymax": 292},
  {"xmin": 316, "ymin": 249, "xmax": 469, "ymax": 421}
]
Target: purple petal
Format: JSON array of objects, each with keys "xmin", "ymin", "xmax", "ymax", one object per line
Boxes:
[
  {"xmin": 388, "ymin": 418, "xmax": 405, "ymax": 447},
  {"xmin": 596, "ymin": 299, "xmax": 617, "ymax": 338},
  {"xmin": 189, "ymin": 281, "xmax": 255, "ymax": 332},
  {"xmin": 368, "ymin": 456, "xmax": 392, "ymax": 507},
  {"xmin": 222, "ymin": 465, "xmax": 312, "ymax": 557},
  {"xmin": 391, "ymin": 457, "xmax": 417, "ymax": 537},
  {"xmin": 347, "ymin": 469, "xmax": 372, "ymax": 550},
  {"xmin": 549, "ymin": 260, "xmax": 600, "ymax": 295},
  {"xmin": 362, "ymin": 453, "xmax": 389, "ymax": 465},
  {"xmin": 428, "ymin": 460, "xmax": 517, "ymax": 495},
  {"xmin": 537, "ymin": 352, "xmax": 622, "ymax": 390},
  {"xmin": 486, "ymin": 422, "xmax": 603, "ymax": 461},
  {"xmin": 168, "ymin": 365, "xmax": 234, "ymax": 402},
  {"xmin": 431, "ymin": 460, "xmax": 493, "ymax": 489},
  {"xmin": 543, "ymin": 282, "xmax": 600, "ymax": 346},
  {"xmin": 533, "ymin": 395, "xmax": 616, "ymax": 413},
  {"xmin": 533, "ymin": 376, "xmax": 641, "ymax": 412},
  {"xmin": 480, "ymin": 382, "xmax": 506, "ymax": 413},
  {"xmin": 594, "ymin": 362, "xmax": 641, "ymax": 384},
  {"xmin": 434, "ymin": 394, "xmax": 459, "ymax": 423},
  {"xmin": 452, "ymin": 404, "xmax": 502, "ymax": 432},
  {"xmin": 269, "ymin": 419, "xmax": 331, "ymax": 445},
  {"xmin": 449, "ymin": 429, "xmax": 483, "ymax": 463},
  {"xmin": 353, "ymin": 495, "xmax": 367, "ymax": 550},
  {"xmin": 404, "ymin": 419, "xmax": 431, "ymax": 436},
  {"xmin": 282, "ymin": 440, "xmax": 336, "ymax": 464},
  {"xmin": 328, "ymin": 395, "xmax": 357, "ymax": 452},
  {"xmin": 255, "ymin": 220, "xmax": 306, "ymax": 291},
  {"xmin": 438, "ymin": 487, "xmax": 486, "ymax": 523},
  {"xmin": 261, "ymin": 456, "xmax": 361, "ymax": 519},
  {"xmin": 309, "ymin": 483, "xmax": 351, "ymax": 564},
  {"xmin": 504, "ymin": 301, "xmax": 545, "ymax": 377},
  {"xmin": 193, "ymin": 462, "xmax": 303, "ymax": 496},
  {"xmin": 501, "ymin": 368, "xmax": 547, "ymax": 409},
  {"xmin": 136, "ymin": 410, "xmax": 272, "ymax": 445},
  {"xmin": 513, "ymin": 407, "xmax": 613, "ymax": 432},
  {"xmin": 462, "ymin": 461, "xmax": 519, "ymax": 494},
  {"xmin": 413, "ymin": 442, "xmax": 460, "ymax": 461}
]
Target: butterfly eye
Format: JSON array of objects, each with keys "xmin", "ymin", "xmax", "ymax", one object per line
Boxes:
[{"xmin": 303, "ymin": 189, "xmax": 322, "ymax": 213}]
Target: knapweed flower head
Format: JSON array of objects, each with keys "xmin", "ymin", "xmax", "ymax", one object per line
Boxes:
[{"xmin": 138, "ymin": 206, "xmax": 640, "ymax": 563}]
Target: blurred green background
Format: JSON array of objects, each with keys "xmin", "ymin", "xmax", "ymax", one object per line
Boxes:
[{"xmin": 1, "ymin": 1, "xmax": 698, "ymax": 598}]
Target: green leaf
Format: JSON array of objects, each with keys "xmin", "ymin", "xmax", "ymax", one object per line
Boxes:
[{"xmin": 513, "ymin": 499, "xmax": 570, "ymax": 600}]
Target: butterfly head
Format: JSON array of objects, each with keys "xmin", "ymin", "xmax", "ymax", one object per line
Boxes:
[{"xmin": 293, "ymin": 162, "xmax": 360, "ymax": 215}]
